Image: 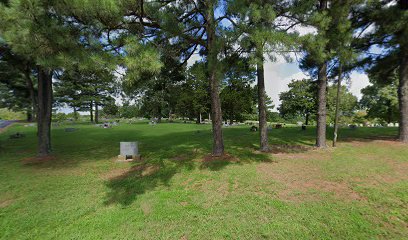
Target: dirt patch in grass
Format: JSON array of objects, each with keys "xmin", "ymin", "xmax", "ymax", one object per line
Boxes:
[
  {"xmin": 272, "ymin": 148, "xmax": 332, "ymax": 161},
  {"xmin": 0, "ymin": 198, "xmax": 15, "ymax": 208},
  {"xmin": 342, "ymin": 139, "xmax": 403, "ymax": 148},
  {"xmin": 201, "ymin": 153, "xmax": 239, "ymax": 163},
  {"xmin": 101, "ymin": 164, "xmax": 160, "ymax": 180},
  {"xmin": 21, "ymin": 155, "xmax": 57, "ymax": 165},
  {"xmin": 257, "ymin": 152, "xmax": 364, "ymax": 202},
  {"xmin": 200, "ymin": 153, "xmax": 240, "ymax": 170},
  {"xmin": 269, "ymin": 144, "xmax": 313, "ymax": 154},
  {"xmin": 140, "ymin": 202, "xmax": 152, "ymax": 215},
  {"xmin": 171, "ymin": 155, "xmax": 189, "ymax": 161},
  {"xmin": 353, "ymin": 158, "xmax": 408, "ymax": 186}
]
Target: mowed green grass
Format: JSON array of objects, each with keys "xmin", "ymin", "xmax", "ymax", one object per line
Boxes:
[{"xmin": 0, "ymin": 122, "xmax": 407, "ymax": 239}]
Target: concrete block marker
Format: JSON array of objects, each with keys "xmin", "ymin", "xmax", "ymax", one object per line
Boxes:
[{"xmin": 117, "ymin": 142, "xmax": 141, "ymax": 162}]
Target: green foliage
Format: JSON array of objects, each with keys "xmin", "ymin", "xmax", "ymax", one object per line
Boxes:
[
  {"xmin": 175, "ymin": 62, "xmax": 210, "ymax": 121},
  {"xmin": 301, "ymin": 0, "xmax": 361, "ymax": 77},
  {"xmin": 123, "ymin": 39, "xmax": 162, "ymax": 86},
  {"xmin": 360, "ymin": 76, "xmax": 399, "ymax": 124},
  {"xmin": 0, "ymin": 108, "xmax": 25, "ymax": 120},
  {"xmin": 53, "ymin": 112, "xmax": 67, "ymax": 122},
  {"xmin": 118, "ymin": 102, "xmax": 140, "ymax": 119},
  {"xmin": 0, "ymin": 44, "xmax": 34, "ymax": 115},
  {"xmin": 327, "ymin": 84, "xmax": 358, "ymax": 124},
  {"xmin": 279, "ymin": 79, "xmax": 317, "ymax": 124},
  {"xmin": 0, "ymin": 0, "xmax": 90, "ymax": 69},
  {"xmin": 280, "ymin": 78, "xmax": 358, "ymax": 124},
  {"xmin": 54, "ymin": 65, "xmax": 117, "ymax": 115},
  {"xmin": 102, "ymin": 102, "xmax": 119, "ymax": 118},
  {"xmin": 221, "ymin": 80, "xmax": 256, "ymax": 123}
]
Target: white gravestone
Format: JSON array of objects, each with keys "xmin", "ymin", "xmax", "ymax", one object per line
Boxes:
[{"xmin": 118, "ymin": 142, "xmax": 140, "ymax": 161}]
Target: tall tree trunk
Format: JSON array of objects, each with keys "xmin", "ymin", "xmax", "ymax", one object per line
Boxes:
[
  {"xmin": 169, "ymin": 109, "xmax": 173, "ymax": 121},
  {"xmin": 196, "ymin": 112, "xmax": 201, "ymax": 124},
  {"xmin": 95, "ymin": 102, "xmax": 99, "ymax": 124},
  {"xmin": 399, "ymin": 46, "xmax": 408, "ymax": 142},
  {"xmin": 316, "ymin": 62, "xmax": 328, "ymax": 148},
  {"xmin": 90, "ymin": 101, "xmax": 94, "ymax": 123},
  {"xmin": 333, "ymin": 64, "xmax": 343, "ymax": 147},
  {"xmin": 206, "ymin": 1, "xmax": 224, "ymax": 156},
  {"xmin": 73, "ymin": 107, "xmax": 78, "ymax": 121},
  {"xmin": 256, "ymin": 46, "xmax": 269, "ymax": 152},
  {"xmin": 37, "ymin": 67, "xmax": 53, "ymax": 156},
  {"xmin": 305, "ymin": 113, "xmax": 310, "ymax": 126},
  {"xmin": 27, "ymin": 110, "xmax": 33, "ymax": 122},
  {"xmin": 387, "ymin": 100, "xmax": 393, "ymax": 124},
  {"xmin": 157, "ymin": 105, "xmax": 162, "ymax": 123},
  {"xmin": 24, "ymin": 66, "xmax": 37, "ymax": 122}
]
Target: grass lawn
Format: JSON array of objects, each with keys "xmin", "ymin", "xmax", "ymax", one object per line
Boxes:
[{"xmin": 0, "ymin": 122, "xmax": 407, "ymax": 239}]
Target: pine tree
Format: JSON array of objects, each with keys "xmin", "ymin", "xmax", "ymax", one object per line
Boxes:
[
  {"xmin": 0, "ymin": 0, "xmax": 85, "ymax": 156},
  {"xmin": 354, "ymin": 0, "xmax": 408, "ymax": 142},
  {"xmin": 226, "ymin": 0, "xmax": 297, "ymax": 151}
]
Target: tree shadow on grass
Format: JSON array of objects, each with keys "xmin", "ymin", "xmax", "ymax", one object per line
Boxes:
[
  {"xmin": 7, "ymin": 123, "xmax": 400, "ymax": 206},
  {"xmin": 102, "ymin": 126, "xmax": 402, "ymax": 206}
]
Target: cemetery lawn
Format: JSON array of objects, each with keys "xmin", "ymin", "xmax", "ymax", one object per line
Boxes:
[{"xmin": 0, "ymin": 123, "xmax": 407, "ymax": 240}]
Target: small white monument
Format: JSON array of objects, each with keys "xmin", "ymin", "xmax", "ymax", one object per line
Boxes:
[{"xmin": 118, "ymin": 142, "xmax": 141, "ymax": 161}]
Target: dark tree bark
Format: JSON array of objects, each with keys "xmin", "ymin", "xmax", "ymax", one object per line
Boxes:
[
  {"xmin": 256, "ymin": 46, "xmax": 269, "ymax": 152},
  {"xmin": 316, "ymin": 0, "xmax": 328, "ymax": 148},
  {"xmin": 95, "ymin": 102, "xmax": 99, "ymax": 124},
  {"xmin": 73, "ymin": 107, "xmax": 78, "ymax": 121},
  {"xmin": 37, "ymin": 67, "xmax": 53, "ymax": 157},
  {"xmin": 157, "ymin": 105, "xmax": 162, "ymax": 123},
  {"xmin": 206, "ymin": 1, "xmax": 224, "ymax": 156},
  {"xmin": 24, "ymin": 66, "xmax": 37, "ymax": 122},
  {"xmin": 399, "ymin": 46, "xmax": 408, "ymax": 142},
  {"xmin": 90, "ymin": 101, "xmax": 94, "ymax": 123},
  {"xmin": 316, "ymin": 62, "xmax": 328, "ymax": 148},
  {"xmin": 387, "ymin": 100, "xmax": 393, "ymax": 124},
  {"xmin": 305, "ymin": 113, "xmax": 310, "ymax": 126},
  {"xmin": 26, "ymin": 111, "xmax": 33, "ymax": 122},
  {"xmin": 333, "ymin": 64, "xmax": 343, "ymax": 147},
  {"xmin": 196, "ymin": 112, "xmax": 201, "ymax": 124}
]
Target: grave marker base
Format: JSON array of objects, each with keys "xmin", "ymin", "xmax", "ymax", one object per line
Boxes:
[{"xmin": 117, "ymin": 155, "xmax": 141, "ymax": 162}]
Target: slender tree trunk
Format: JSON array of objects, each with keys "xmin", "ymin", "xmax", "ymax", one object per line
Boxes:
[
  {"xmin": 256, "ymin": 46, "xmax": 269, "ymax": 152},
  {"xmin": 90, "ymin": 101, "xmax": 94, "ymax": 123},
  {"xmin": 24, "ymin": 66, "xmax": 37, "ymax": 122},
  {"xmin": 206, "ymin": 1, "xmax": 224, "ymax": 156},
  {"xmin": 157, "ymin": 105, "xmax": 162, "ymax": 123},
  {"xmin": 399, "ymin": 46, "xmax": 408, "ymax": 142},
  {"xmin": 27, "ymin": 110, "xmax": 33, "ymax": 122},
  {"xmin": 333, "ymin": 64, "xmax": 343, "ymax": 147},
  {"xmin": 316, "ymin": 62, "xmax": 328, "ymax": 148},
  {"xmin": 73, "ymin": 107, "xmax": 78, "ymax": 121},
  {"xmin": 387, "ymin": 100, "xmax": 392, "ymax": 124},
  {"xmin": 37, "ymin": 67, "xmax": 53, "ymax": 157},
  {"xmin": 196, "ymin": 112, "xmax": 201, "ymax": 124},
  {"xmin": 95, "ymin": 102, "xmax": 99, "ymax": 124},
  {"xmin": 305, "ymin": 113, "xmax": 310, "ymax": 126}
]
